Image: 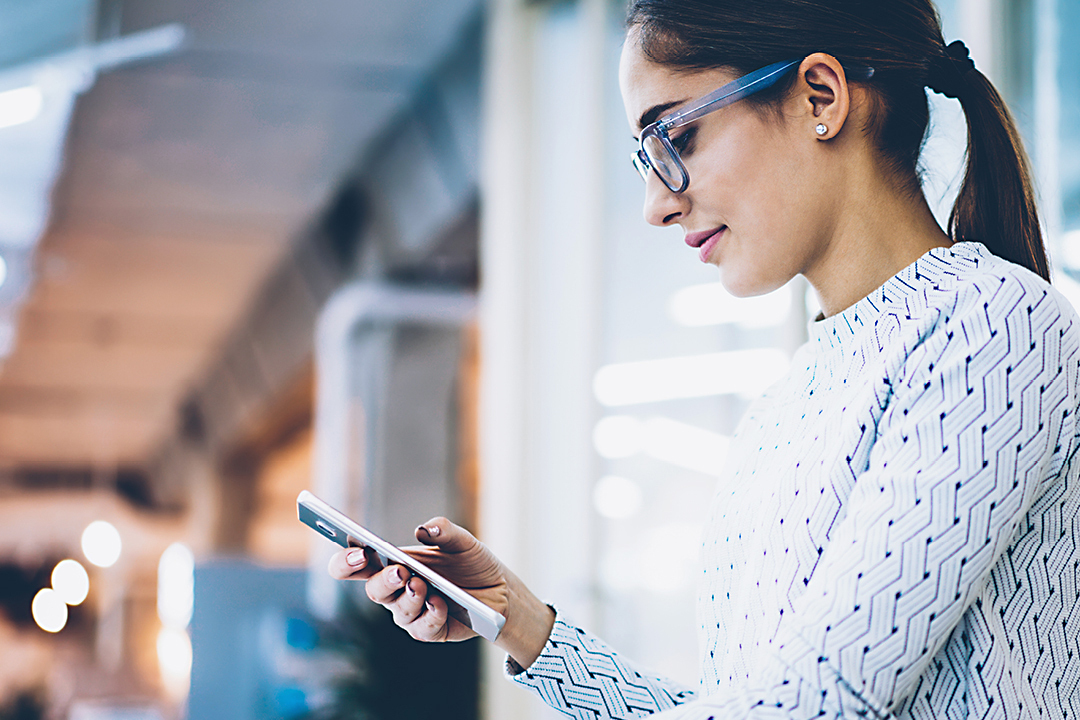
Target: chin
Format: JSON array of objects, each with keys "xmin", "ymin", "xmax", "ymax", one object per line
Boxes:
[
  {"xmin": 717, "ymin": 268, "xmax": 764, "ymax": 298},
  {"xmin": 718, "ymin": 267, "xmax": 789, "ymax": 299}
]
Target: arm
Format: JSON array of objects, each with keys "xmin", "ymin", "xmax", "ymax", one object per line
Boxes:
[{"xmin": 508, "ymin": 610, "xmax": 698, "ymax": 718}]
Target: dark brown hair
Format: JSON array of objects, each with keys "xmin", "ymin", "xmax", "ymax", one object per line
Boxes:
[{"xmin": 626, "ymin": 0, "xmax": 1049, "ymax": 281}]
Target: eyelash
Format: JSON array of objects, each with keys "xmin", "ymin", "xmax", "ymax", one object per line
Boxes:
[{"xmin": 670, "ymin": 127, "xmax": 696, "ymax": 156}]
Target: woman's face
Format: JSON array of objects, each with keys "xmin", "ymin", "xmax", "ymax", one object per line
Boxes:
[{"xmin": 619, "ymin": 35, "xmax": 839, "ymax": 297}]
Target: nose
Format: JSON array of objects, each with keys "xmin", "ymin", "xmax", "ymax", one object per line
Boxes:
[{"xmin": 642, "ymin": 173, "xmax": 687, "ymax": 227}]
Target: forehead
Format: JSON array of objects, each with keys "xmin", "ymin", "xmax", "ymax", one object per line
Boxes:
[{"xmin": 618, "ymin": 34, "xmax": 738, "ymax": 132}]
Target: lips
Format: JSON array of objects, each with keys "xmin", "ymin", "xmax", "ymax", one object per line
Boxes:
[{"xmin": 684, "ymin": 226, "xmax": 727, "ymax": 263}]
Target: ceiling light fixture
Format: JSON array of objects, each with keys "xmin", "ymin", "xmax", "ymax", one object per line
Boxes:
[{"xmin": 593, "ymin": 349, "xmax": 790, "ymax": 406}]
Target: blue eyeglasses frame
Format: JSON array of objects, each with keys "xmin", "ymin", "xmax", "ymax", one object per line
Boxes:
[{"xmin": 632, "ymin": 58, "xmax": 875, "ymax": 193}]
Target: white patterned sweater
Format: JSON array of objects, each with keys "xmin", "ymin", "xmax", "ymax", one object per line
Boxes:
[{"xmin": 509, "ymin": 242, "xmax": 1080, "ymax": 719}]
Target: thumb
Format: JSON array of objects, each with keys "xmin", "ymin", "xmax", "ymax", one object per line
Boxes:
[{"xmin": 414, "ymin": 516, "xmax": 477, "ymax": 554}]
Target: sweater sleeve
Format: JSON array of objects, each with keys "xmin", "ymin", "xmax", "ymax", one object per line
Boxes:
[
  {"xmin": 506, "ymin": 608, "xmax": 698, "ymax": 718},
  {"xmin": 646, "ymin": 276, "xmax": 1080, "ymax": 718}
]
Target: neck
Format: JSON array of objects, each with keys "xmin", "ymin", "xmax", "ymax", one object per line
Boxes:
[{"xmin": 804, "ymin": 170, "xmax": 952, "ymax": 318}]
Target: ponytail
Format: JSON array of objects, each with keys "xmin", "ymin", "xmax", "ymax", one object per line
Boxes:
[{"xmin": 948, "ymin": 69, "xmax": 1048, "ymax": 280}]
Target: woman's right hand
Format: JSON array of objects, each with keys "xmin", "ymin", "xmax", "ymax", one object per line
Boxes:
[{"xmin": 327, "ymin": 516, "xmax": 555, "ymax": 668}]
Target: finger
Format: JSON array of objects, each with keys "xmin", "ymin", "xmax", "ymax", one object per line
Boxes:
[
  {"xmin": 406, "ymin": 592, "xmax": 451, "ymax": 642},
  {"xmin": 414, "ymin": 594, "xmax": 477, "ymax": 643},
  {"xmin": 366, "ymin": 563, "xmax": 410, "ymax": 606},
  {"xmin": 327, "ymin": 547, "xmax": 382, "ymax": 581},
  {"xmin": 390, "ymin": 575, "xmax": 430, "ymax": 628},
  {"xmin": 414, "ymin": 516, "xmax": 479, "ymax": 554}
]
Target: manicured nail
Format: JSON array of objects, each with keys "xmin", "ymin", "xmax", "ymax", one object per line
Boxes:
[
  {"xmin": 424, "ymin": 524, "xmax": 440, "ymax": 537},
  {"xmin": 387, "ymin": 566, "xmax": 401, "ymax": 585},
  {"xmin": 425, "ymin": 601, "xmax": 436, "ymax": 613},
  {"xmin": 407, "ymin": 583, "xmax": 417, "ymax": 598},
  {"xmin": 347, "ymin": 549, "xmax": 366, "ymax": 567}
]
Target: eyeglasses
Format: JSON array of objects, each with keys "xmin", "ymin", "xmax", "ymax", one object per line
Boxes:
[{"xmin": 631, "ymin": 58, "xmax": 875, "ymax": 194}]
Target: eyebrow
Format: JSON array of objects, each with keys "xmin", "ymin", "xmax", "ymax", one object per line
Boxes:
[{"xmin": 637, "ymin": 99, "xmax": 686, "ymax": 131}]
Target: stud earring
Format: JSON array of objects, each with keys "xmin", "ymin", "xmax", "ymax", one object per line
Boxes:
[{"xmin": 815, "ymin": 123, "xmax": 828, "ymax": 136}]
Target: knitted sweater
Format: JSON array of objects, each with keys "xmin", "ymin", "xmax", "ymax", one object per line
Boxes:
[{"xmin": 509, "ymin": 242, "xmax": 1080, "ymax": 719}]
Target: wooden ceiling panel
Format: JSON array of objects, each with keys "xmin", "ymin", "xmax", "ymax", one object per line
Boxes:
[
  {"xmin": 31, "ymin": 227, "xmax": 282, "ymax": 314},
  {"xmin": 0, "ymin": 340, "xmax": 207, "ymax": 393},
  {"xmin": 0, "ymin": 408, "xmax": 169, "ymax": 466},
  {"xmin": 15, "ymin": 306, "xmax": 220, "ymax": 349}
]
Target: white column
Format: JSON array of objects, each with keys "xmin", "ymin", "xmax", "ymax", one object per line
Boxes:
[{"xmin": 478, "ymin": 0, "xmax": 607, "ymax": 717}]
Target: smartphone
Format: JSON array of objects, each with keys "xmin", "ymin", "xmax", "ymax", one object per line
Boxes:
[{"xmin": 296, "ymin": 490, "xmax": 506, "ymax": 642}]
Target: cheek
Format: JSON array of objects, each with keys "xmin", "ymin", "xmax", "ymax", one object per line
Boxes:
[
  {"xmin": 716, "ymin": 142, "xmax": 802, "ymax": 245},
  {"xmin": 706, "ymin": 134, "xmax": 815, "ymax": 293},
  {"xmin": 696, "ymin": 122, "xmax": 798, "ymax": 226}
]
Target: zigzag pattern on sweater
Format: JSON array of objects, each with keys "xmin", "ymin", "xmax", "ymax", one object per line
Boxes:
[{"xmin": 509, "ymin": 243, "xmax": 1080, "ymax": 719}]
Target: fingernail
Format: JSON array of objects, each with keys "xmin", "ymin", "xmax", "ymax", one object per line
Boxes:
[
  {"xmin": 407, "ymin": 584, "xmax": 417, "ymax": 598},
  {"xmin": 425, "ymin": 601, "xmax": 435, "ymax": 612},
  {"xmin": 424, "ymin": 525, "xmax": 440, "ymax": 537},
  {"xmin": 347, "ymin": 549, "xmax": 366, "ymax": 567},
  {"xmin": 387, "ymin": 567, "xmax": 401, "ymax": 585}
]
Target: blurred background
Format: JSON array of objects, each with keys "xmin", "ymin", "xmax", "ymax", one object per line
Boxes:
[{"xmin": 0, "ymin": 0, "xmax": 1075, "ymax": 718}]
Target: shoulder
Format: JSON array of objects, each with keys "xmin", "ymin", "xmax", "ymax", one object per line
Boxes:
[{"xmin": 917, "ymin": 242, "xmax": 1080, "ymax": 343}]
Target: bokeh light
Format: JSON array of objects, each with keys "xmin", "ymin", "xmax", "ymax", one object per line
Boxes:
[
  {"xmin": 157, "ymin": 542, "xmax": 194, "ymax": 629},
  {"xmin": 51, "ymin": 559, "xmax": 90, "ymax": 605},
  {"xmin": 81, "ymin": 520, "xmax": 122, "ymax": 568},
  {"xmin": 31, "ymin": 588, "xmax": 68, "ymax": 633},
  {"xmin": 157, "ymin": 626, "xmax": 193, "ymax": 700}
]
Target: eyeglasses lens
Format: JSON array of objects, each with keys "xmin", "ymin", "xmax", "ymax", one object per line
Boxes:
[
  {"xmin": 632, "ymin": 151, "xmax": 650, "ymax": 182},
  {"xmin": 641, "ymin": 134, "xmax": 682, "ymax": 190}
]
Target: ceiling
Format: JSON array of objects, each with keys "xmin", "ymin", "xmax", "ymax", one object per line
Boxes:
[{"xmin": 0, "ymin": 0, "xmax": 482, "ymax": 469}]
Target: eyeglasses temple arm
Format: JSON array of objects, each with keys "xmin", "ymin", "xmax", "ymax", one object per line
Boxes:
[
  {"xmin": 661, "ymin": 60, "xmax": 876, "ymax": 131},
  {"xmin": 660, "ymin": 59, "xmax": 801, "ymax": 130}
]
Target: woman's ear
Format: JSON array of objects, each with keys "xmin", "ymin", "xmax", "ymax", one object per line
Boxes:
[{"xmin": 796, "ymin": 52, "xmax": 851, "ymax": 140}]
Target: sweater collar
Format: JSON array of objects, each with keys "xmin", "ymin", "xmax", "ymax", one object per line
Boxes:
[{"xmin": 806, "ymin": 241, "xmax": 990, "ymax": 351}]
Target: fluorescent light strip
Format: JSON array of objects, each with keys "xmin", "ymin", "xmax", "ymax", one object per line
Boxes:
[
  {"xmin": 593, "ymin": 415, "xmax": 732, "ymax": 476},
  {"xmin": 0, "ymin": 86, "xmax": 43, "ymax": 130},
  {"xmin": 594, "ymin": 348, "xmax": 789, "ymax": 406},
  {"xmin": 642, "ymin": 417, "xmax": 731, "ymax": 476},
  {"xmin": 593, "ymin": 415, "xmax": 644, "ymax": 458},
  {"xmin": 669, "ymin": 282, "xmax": 791, "ymax": 328}
]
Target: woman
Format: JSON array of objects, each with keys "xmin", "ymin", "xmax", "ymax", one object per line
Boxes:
[{"xmin": 329, "ymin": 0, "xmax": 1080, "ymax": 717}]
